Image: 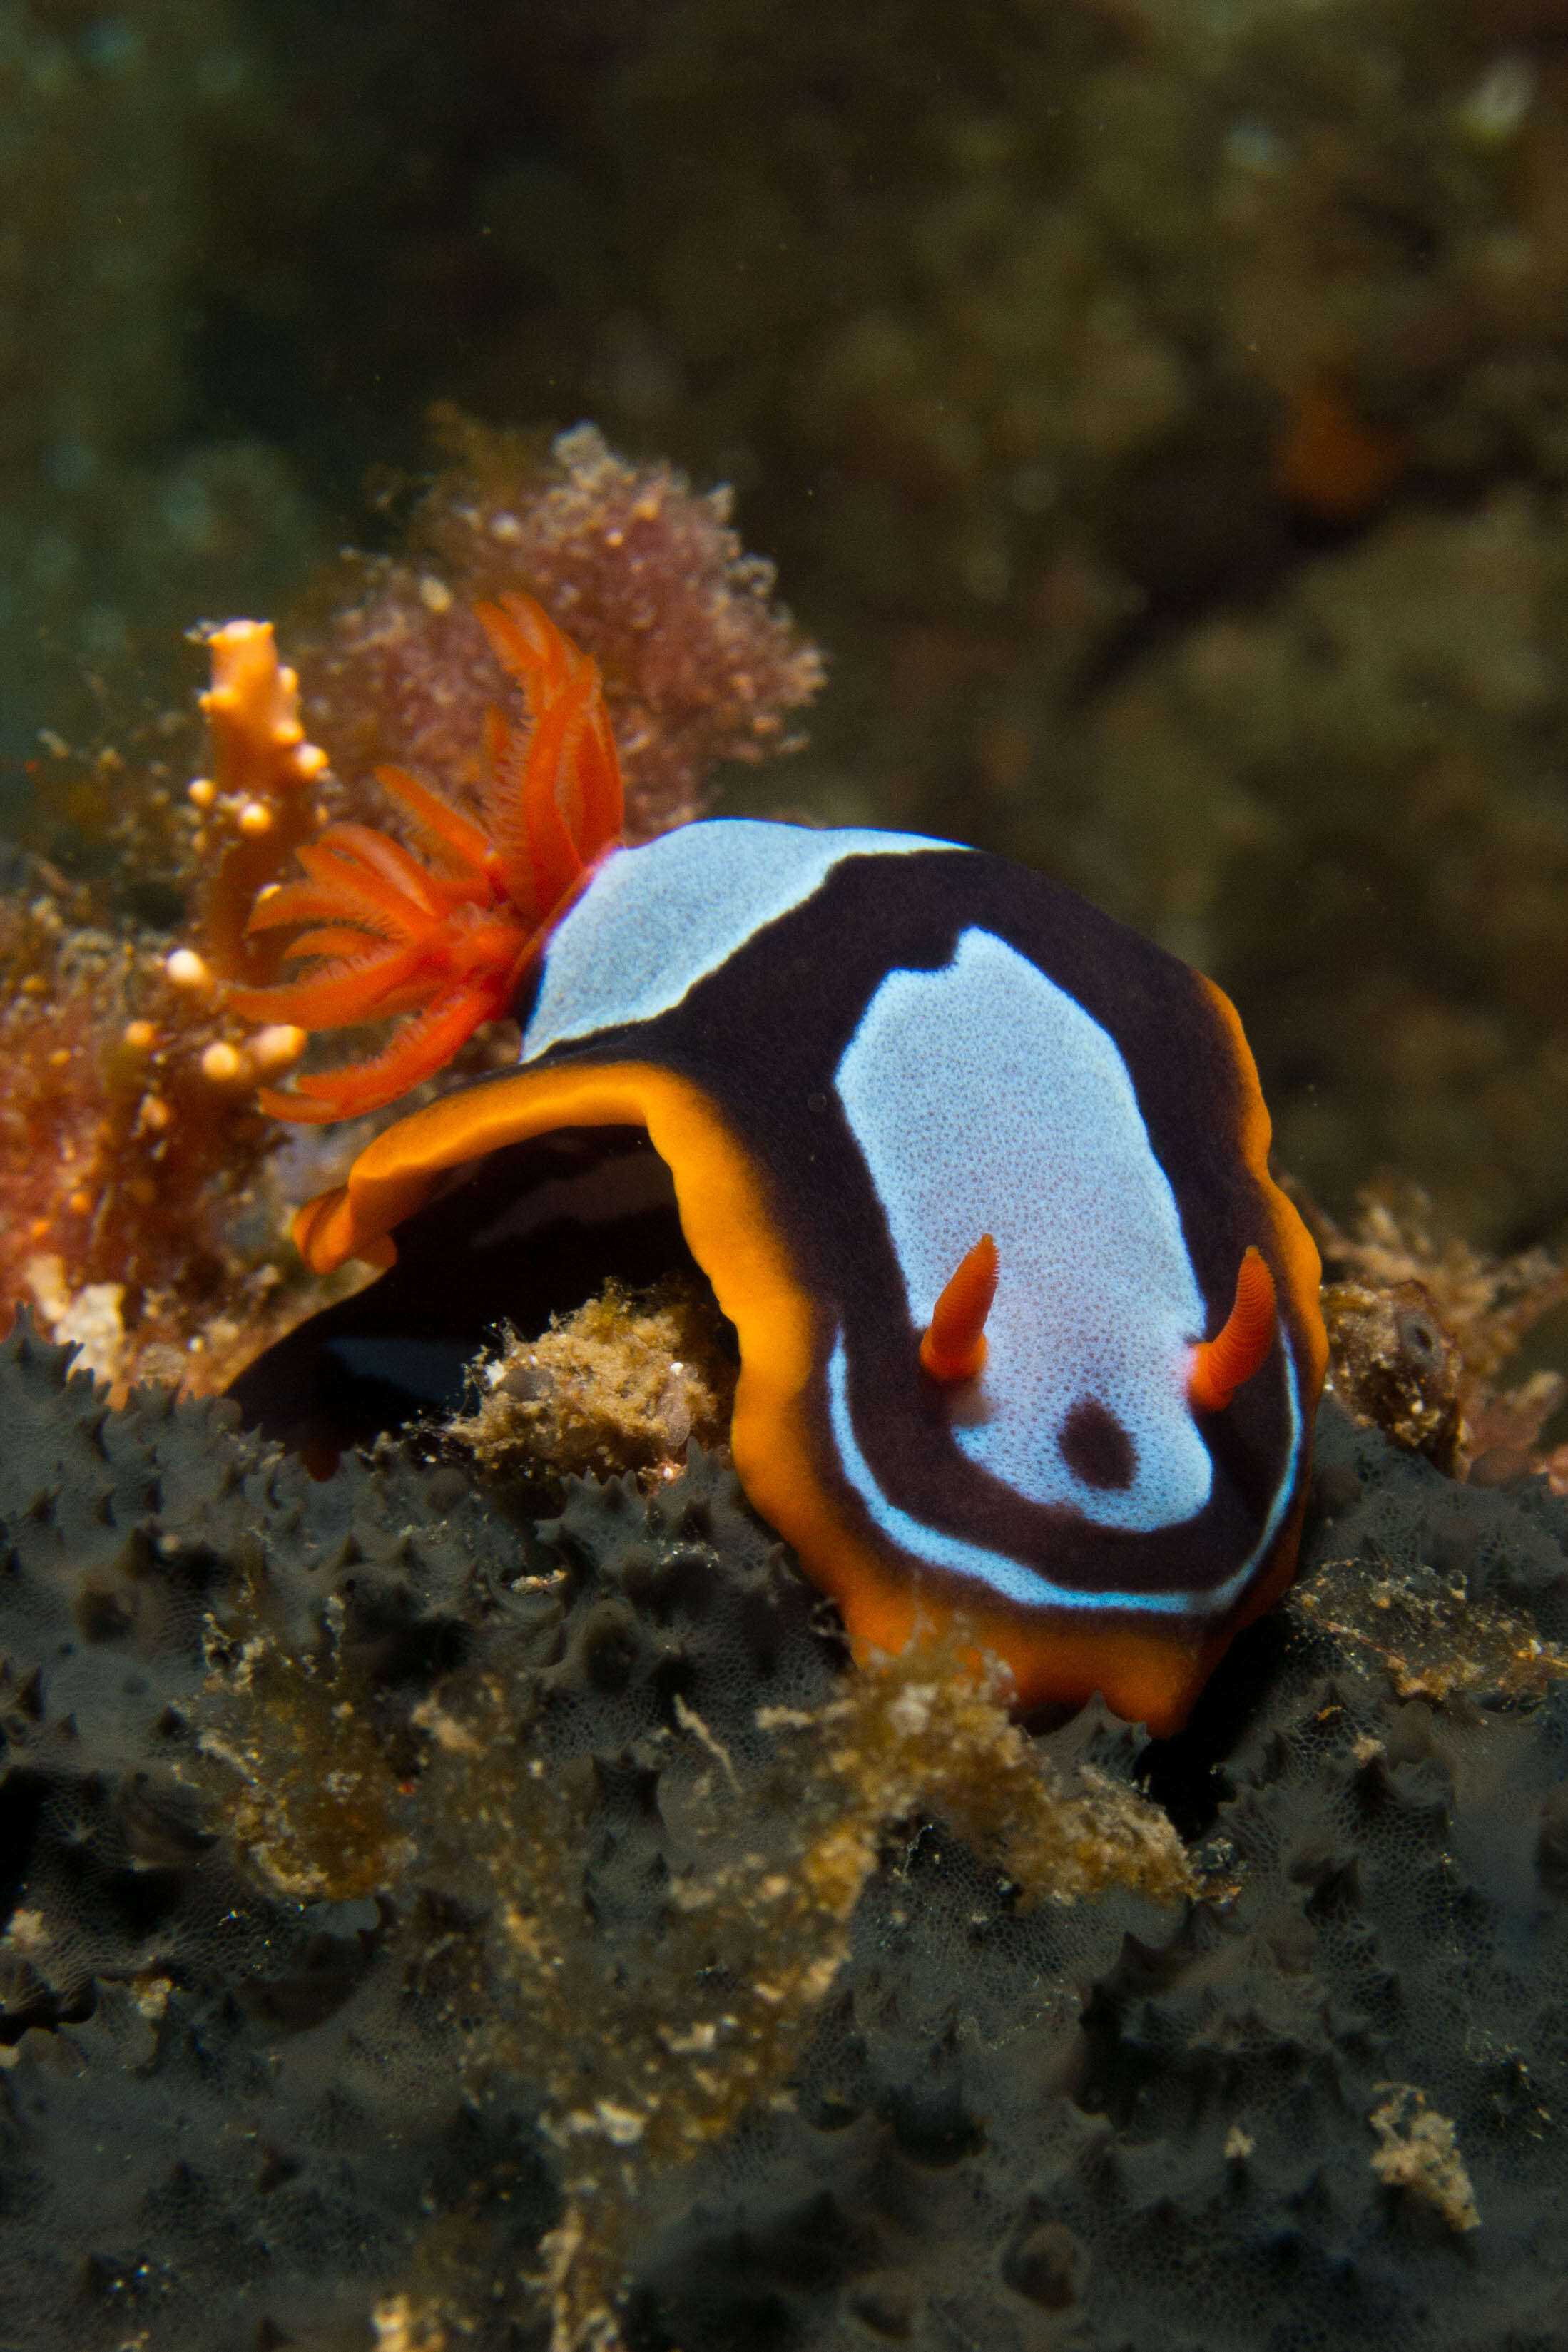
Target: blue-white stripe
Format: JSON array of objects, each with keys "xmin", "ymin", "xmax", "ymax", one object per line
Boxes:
[{"xmin": 826, "ymin": 1333, "xmax": 1304, "ymax": 1620}]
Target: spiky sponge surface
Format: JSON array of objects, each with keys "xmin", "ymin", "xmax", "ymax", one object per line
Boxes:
[{"xmin": 3, "ymin": 1316, "xmax": 1568, "ymax": 2349}]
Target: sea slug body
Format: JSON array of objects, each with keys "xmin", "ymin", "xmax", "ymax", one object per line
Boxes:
[{"xmin": 230, "ymin": 599, "xmax": 1326, "ymax": 1734}]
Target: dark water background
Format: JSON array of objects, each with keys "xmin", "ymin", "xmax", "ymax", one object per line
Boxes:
[{"xmin": 7, "ymin": 0, "xmax": 1568, "ymax": 1255}]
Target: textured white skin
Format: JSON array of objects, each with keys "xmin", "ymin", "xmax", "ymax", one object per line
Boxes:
[
  {"xmin": 522, "ymin": 818, "xmax": 954, "ymax": 1063},
  {"xmin": 826, "ymin": 1335, "xmax": 1303, "ymax": 1614},
  {"xmin": 834, "ymin": 927, "xmax": 1213, "ymax": 1534}
]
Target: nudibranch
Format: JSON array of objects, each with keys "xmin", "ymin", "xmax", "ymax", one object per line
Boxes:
[{"xmin": 232, "ymin": 595, "xmax": 1326, "ymax": 1736}]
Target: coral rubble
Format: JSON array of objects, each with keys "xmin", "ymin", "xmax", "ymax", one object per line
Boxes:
[
  {"xmin": 1314, "ymin": 1188, "xmax": 1568, "ymax": 1489},
  {"xmin": 449, "ymin": 1278, "xmax": 738, "ymax": 1498}
]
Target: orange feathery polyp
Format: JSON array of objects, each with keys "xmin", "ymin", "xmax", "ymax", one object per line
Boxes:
[
  {"xmin": 228, "ymin": 593, "xmax": 624, "ymax": 1124},
  {"xmin": 1188, "ymin": 1246, "xmax": 1278, "ymax": 1412},
  {"xmin": 475, "ymin": 596, "xmax": 621, "ymax": 920},
  {"xmin": 920, "ymin": 1233, "xmax": 999, "ymax": 1382}
]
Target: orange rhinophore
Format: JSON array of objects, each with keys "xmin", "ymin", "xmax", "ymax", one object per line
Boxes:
[
  {"xmin": 920, "ymin": 1233, "xmax": 999, "ymax": 1383},
  {"xmin": 226, "ymin": 594, "xmax": 625, "ymax": 1124},
  {"xmin": 1188, "ymin": 1245, "xmax": 1278, "ymax": 1412}
]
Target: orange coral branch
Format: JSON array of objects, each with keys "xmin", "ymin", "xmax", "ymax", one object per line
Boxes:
[{"xmin": 195, "ymin": 622, "xmax": 331, "ymax": 987}]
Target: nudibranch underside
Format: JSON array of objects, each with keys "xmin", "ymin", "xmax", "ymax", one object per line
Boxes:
[{"xmin": 235, "ymin": 597, "xmax": 1326, "ymax": 1736}]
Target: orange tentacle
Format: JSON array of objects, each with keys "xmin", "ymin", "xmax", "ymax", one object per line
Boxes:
[
  {"xmin": 278, "ymin": 925, "xmax": 392, "ymax": 963},
  {"xmin": 229, "ymin": 940, "xmax": 425, "ymax": 1027},
  {"xmin": 290, "ymin": 842, "xmax": 437, "ymax": 938},
  {"xmin": 259, "ymin": 984, "xmax": 502, "ymax": 1124},
  {"xmin": 478, "ymin": 593, "xmax": 622, "ymax": 873},
  {"xmin": 473, "ymin": 596, "xmax": 545, "ymax": 686},
  {"xmin": 246, "ymin": 877, "xmax": 403, "ymax": 939},
  {"xmin": 920, "ymin": 1235, "xmax": 999, "ymax": 1383},
  {"xmin": 317, "ymin": 822, "xmax": 459, "ymax": 916},
  {"xmin": 1188, "ymin": 1246, "xmax": 1278, "ymax": 1412},
  {"xmin": 481, "ymin": 711, "xmax": 544, "ymax": 922},
  {"xmin": 526, "ymin": 671, "xmax": 603, "ymax": 903},
  {"xmin": 487, "ymin": 693, "xmax": 577, "ymax": 915},
  {"xmin": 477, "ymin": 591, "xmax": 580, "ymax": 702},
  {"xmin": 374, "ymin": 764, "xmax": 496, "ymax": 880},
  {"xmin": 551, "ymin": 702, "xmax": 590, "ymax": 851},
  {"xmin": 573, "ymin": 696, "xmax": 624, "ymax": 857},
  {"xmin": 484, "ymin": 616, "xmax": 622, "ymax": 865},
  {"xmin": 483, "ymin": 704, "xmax": 516, "ymax": 779}
]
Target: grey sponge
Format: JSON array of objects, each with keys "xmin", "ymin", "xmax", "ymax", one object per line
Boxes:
[{"xmin": 4, "ymin": 1310, "xmax": 1568, "ymax": 2351}]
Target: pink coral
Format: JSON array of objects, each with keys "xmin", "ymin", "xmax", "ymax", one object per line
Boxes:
[{"xmin": 296, "ymin": 417, "xmax": 824, "ymax": 841}]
